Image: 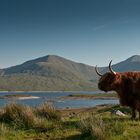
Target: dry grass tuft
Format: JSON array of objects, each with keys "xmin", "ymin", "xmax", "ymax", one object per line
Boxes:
[
  {"xmin": 79, "ymin": 113, "xmax": 107, "ymax": 140},
  {"xmin": 0, "ymin": 103, "xmax": 36, "ymax": 129},
  {"xmin": 36, "ymin": 102, "xmax": 61, "ymax": 121}
]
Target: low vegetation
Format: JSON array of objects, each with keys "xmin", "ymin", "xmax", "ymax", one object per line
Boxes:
[
  {"xmin": 0, "ymin": 103, "xmax": 139, "ymax": 140},
  {"xmin": 36, "ymin": 102, "xmax": 61, "ymax": 120}
]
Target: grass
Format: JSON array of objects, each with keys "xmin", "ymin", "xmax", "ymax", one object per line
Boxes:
[
  {"xmin": 79, "ymin": 105, "xmax": 140, "ymax": 140},
  {"xmin": 79, "ymin": 114, "xmax": 106, "ymax": 140},
  {"xmin": 0, "ymin": 102, "xmax": 80, "ymax": 140},
  {"xmin": 0, "ymin": 103, "xmax": 36, "ymax": 129},
  {"xmin": 36, "ymin": 102, "xmax": 61, "ymax": 120},
  {"xmin": 0, "ymin": 103, "xmax": 139, "ymax": 140}
]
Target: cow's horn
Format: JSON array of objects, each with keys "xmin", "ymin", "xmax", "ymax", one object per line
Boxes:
[
  {"xmin": 109, "ymin": 60, "xmax": 116, "ymax": 75},
  {"xmin": 95, "ymin": 65, "xmax": 103, "ymax": 76}
]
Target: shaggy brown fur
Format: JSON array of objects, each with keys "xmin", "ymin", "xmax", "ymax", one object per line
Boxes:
[{"xmin": 98, "ymin": 72, "xmax": 140, "ymax": 119}]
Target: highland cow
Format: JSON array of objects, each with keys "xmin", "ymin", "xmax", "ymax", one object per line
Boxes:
[{"xmin": 95, "ymin": 60, "xmax": 140, "ymax": 119}]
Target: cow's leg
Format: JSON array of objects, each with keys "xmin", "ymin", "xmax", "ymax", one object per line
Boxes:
[{"xmin": 131, "ymin": 108, "xmax": 136, "ymax": 120}]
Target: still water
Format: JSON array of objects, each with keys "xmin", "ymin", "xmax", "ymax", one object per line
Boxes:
[{"xmin": 0, "ymin": 91, "xmax": 119, "ymax": 109}]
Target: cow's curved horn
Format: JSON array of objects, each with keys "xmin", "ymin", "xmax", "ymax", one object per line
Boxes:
[
  {"xmin": 109, "ymin": 60, "xmax": 116, "ymax": 75},
  {"xmin": 95, "ymin": 65, "xmax": 103, "ymax": 76}
]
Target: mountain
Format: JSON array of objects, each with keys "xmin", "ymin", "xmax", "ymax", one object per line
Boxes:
[
  {"xmin": 102, "ymin": 55, "xmax": 140, "ymax": 73},
  {"xmin": 0, "ymin": 55, "xmax": 98, "ymax": 91},
  {"xmin": 1, "ymin": 55, "xmax": 140, "ymax": 91}
]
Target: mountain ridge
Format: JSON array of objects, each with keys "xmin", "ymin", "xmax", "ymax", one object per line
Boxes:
[
  {"xmin": 0, "ymin": 54, "xmax": 140, "ymax": 91},
  {"xmin": 0, "ymin": 55, "xmax": 97, "ymax": 91},
  {"xmin": 102, "ymin": 55, "xmax": 140, "ymax": 73}
]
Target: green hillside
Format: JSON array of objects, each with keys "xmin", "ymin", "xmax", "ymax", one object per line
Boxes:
[
  {"xmin": 1, "ymin": 55, "xmax": 140, "ymax": 91},
  {"xmin": 0, "ymin": 55, "xmax": 98, "ymax": 91}
]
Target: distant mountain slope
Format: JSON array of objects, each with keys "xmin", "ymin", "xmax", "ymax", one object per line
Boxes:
[
  {"xmin": 2, "ymin": 55, "xmax": 97, "ymax": 80},
  {"xmin": 0, "ymin": 55, "xmax": 97, "ymax": 91},
  {"xmin": 0, "ymin": 55, "xmax": 140, "ymax": 91},
  {"xmin": 102, "ymin": 55, "xmax": 140, "ymax": 73}
]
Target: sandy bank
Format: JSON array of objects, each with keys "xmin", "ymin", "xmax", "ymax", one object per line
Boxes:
[
  {"xmin": 0, "ymin": 94, "xmax": 40, "ymax": 100},
  {"xmin": 16, "ymin": 96, "xmax": 40, "ymax": 100}
]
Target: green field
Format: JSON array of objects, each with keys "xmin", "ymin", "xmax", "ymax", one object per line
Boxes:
[{"xmin": 0, "ymin": 103, "xmax": 139, "ymax": 140}]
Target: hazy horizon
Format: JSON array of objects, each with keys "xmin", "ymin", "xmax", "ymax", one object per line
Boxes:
[{"xmin": 0, "ymin": 0, "xmax": 140, "ymax": 68}]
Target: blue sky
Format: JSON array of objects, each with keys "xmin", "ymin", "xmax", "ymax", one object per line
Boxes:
[{"xmin": 0, "ymin": 0, "xmax": 140, "ymax": 68}]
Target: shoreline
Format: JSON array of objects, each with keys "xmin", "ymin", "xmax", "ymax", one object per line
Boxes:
[
  {"xmin": 60, "ymin": 96, "xmax": 117, "ymax": 100},
  {"xmin": 60, "ymin": 92, "xmax": 117, "ymax": 100},
  {"xmin": 0, "ymin": 90, "xmax": 101, "ymax": 93},
  {"xmin": 16, "ymin": 96, "xmax": 40, "ymax": 100},
  {"xmin": 0, "ymin": 94, "xmax": 40, "ymax": 100}
]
